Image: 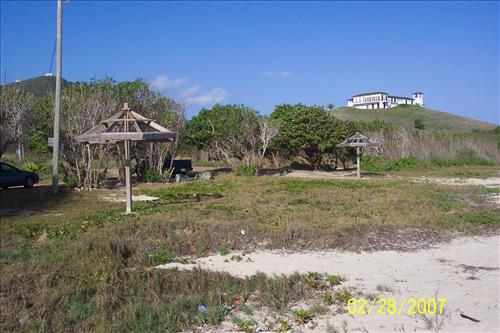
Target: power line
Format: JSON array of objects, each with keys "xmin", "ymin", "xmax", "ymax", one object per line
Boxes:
[{"xmin": 48, "ymin": 39, "xmax": 56, "ymax": 75}]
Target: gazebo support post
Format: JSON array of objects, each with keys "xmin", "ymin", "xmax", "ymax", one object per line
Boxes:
[
  {"xmin": 124, "ymin": 115, "xmax": 133, "ymax": 214},
  {"xmin": 356, "ymin": 147, "xmax": 361, "ymax": 179},
  {"xmin": 124, "ymin": 139, "xmax": 132, "ymax": 214}
]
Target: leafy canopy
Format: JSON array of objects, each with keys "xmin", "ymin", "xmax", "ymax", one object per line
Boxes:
[{"xmin": 271, "ymin": 104, "xmax": 356, "ymax": 169}]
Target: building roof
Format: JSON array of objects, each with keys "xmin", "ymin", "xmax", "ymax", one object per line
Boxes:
[
  {"xmin": 413, "ymin": 91, "xmax": 423, "ymax": 94},
  {"xmin": 337, "ymin": 132, "xmax": 380, "ymax": 148},
  {"xmin": 352, "ymin": 91, "xmax": 388, "ymax": 97},
  {"xmin": 388, "ymin": 95, "xmax": 414, "ymax": 100},
  {"xmin": 75, "ymin": 103, "xmax": 176, "ymax": 144}
]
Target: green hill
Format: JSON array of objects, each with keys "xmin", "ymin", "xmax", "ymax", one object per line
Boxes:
[
  {"xmin": 333, "ymin": 105, "xmax": 497, "ymax": 132},
  {"xmin": 1, "ymin": 75, "xmax": 72, "ymax": 98}
]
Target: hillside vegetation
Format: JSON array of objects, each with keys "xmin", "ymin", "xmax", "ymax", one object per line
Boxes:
[
  {"xmin": 334, "ymin": 105, "xmax": 497, "ymax": 133},
  {"xmin": 1, "ymin": 76, "xmax": 71, "ymax": 98}
]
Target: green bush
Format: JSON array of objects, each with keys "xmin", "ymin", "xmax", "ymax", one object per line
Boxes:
[
  {"xmin": 218, "ymin": 245, "xmax": 230, "ymax": 256},
  {"xmin": 25, "ymin": 161, "xmax": 49, "ymax": 174},
  {"xmin": 144, "ymin": 169, "xmax": 163, "ymax": 183},
  {"xmin": 151, "ymin": 250, "xmax": 173, "ymax": 264},
  {"xmin": 414, "ymin": 118, "xmax": 425, "ymax": 130},
  {"xmin": 234, "ymin": 165, "xmax": 259, "ymax": 176},
  {"xmin": 63, "ymin": 171, "xmax": 78, "ymax": 188},
  {"xmin": 361, "ymin": 156, "xmax": 422, "ymax": 173}
]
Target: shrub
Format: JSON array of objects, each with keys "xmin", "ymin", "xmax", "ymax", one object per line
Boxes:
[
  {"xmin": 218, "ymin": 245, "xmax": 230, "ymax": 256},
  {"xmin": 63, "ymin": 170, "xmax": 79, "ymax": 188},
  {"xmin": 293, "ymin": 308, "xmax": 311, "ymax": 325},
  {"xmin": 232, "ymin": 318, "xmax": 256, "ymax": 332},
  {"xmin": 322, "ymin": 292, "xmax": 335, "ymax": 305},
  {"xmin": 271, "ymin": 104, "xmax": 356, "ymax": 170},
  {"xmin": 326, "ymin": 274, "xmax": 345, "ymax": 286},
  {"xmin": 361, "ymin": 156, "xmax": 422, "ymax": 173},
  {"xmin": 25, "ymin": 161, "xmax": 49, "ymax": 174},
  {"xmin": 414, "ymin": 118, "xmax": 425, "ymax": 130},
  {"xmin": 151, "ymin": 250, "xmax": 173, "ymax": 264},
  {"xmin": 278, "ymin": 319, "xmax": 291, "ymax": 332},
  {"xmin": 144, "ymin": 169, "xmax": 163, "ymax": 183},
  {"xmin": 335, "ymin": 287, "xmax": 354, "ymax": 304},
  {"xmin": 234, "ymin": 165, "xmax": 259, "ymax": 176}
]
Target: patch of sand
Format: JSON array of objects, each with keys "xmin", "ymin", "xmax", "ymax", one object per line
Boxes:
[
  {"xmin": 413, "ymin": 176, "xmax": 500, "ymax": 187},
  {"xmin": 282, "ymin": 170, "xmax": 358, "ymax": 179},
  {"xmin": 160, "ymin": 235, "xmax": 500, "ymax": 332},
  {"xmin": 100, "ymin": 193, "xmax": 159, "ymax": 202}
]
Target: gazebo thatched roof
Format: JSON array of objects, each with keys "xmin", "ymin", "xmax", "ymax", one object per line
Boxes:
[
  {"xmin": 75, "ymin": 103, "xmax": 176, "ymax": 144},
  {"xmin": 336, "ymin": 132, "xmax": 379, "ymax": 148}
]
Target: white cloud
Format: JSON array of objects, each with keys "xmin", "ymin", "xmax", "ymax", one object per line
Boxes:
[
  {"xmin": 264, "ymin": 70, "xmax": 294, "ymax": 80},
  {"xmin": 181, "ymin": 85, "xmax": 228, "ymax": 106},
  {"xmin": 150, "ymin": 75, "xmax": 189, "ymax": 90}
]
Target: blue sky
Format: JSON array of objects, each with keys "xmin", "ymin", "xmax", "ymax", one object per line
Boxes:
[{"xmin": 1, "ymin": 1, "xmax": 499, "ymax": 123}]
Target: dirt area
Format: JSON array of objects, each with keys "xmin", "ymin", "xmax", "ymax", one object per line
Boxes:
[
  {"xmin": 282, "ymin": 170, "xmax": 358, "ymax": 179},
  {"xmin": 283, "ymin": 169, "xmax": 500, "ymax": 185},
  {"xmin": 99, "ymin": 192, "xmax": 159, "ymax": 202},
  {"xmin": 412, "ymin": 176, "xmax": 500, "ymax": 187},
  {"xmin": 160, "ymin": 235, "xmax": 500, "ymax": 332}
]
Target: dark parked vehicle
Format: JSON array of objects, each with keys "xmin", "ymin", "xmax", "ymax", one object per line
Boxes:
[
  {"xmin": 162, "ymin": 156, "xmax": 193, "ymax": 176},
  {"xmin": 0, "ymin": 161, "xmax": 40, "ymax": 189}
]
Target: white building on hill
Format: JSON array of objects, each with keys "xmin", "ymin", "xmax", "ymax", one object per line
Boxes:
[{"xmin": 347, "ymin": 91, "xmax": 424, "ymax": 109}]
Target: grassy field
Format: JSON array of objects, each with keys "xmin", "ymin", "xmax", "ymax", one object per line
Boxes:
[
  {"xmin": 1, "ymin": 169, "xmax": 499, "ymax": 332},
  {"xmin": 333, "ymin": 105, "xmax": 497, "ymax": 132}
]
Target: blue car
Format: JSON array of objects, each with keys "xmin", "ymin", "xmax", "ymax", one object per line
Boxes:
[{"xmin": 0, "ymin": 161, "xmax": 40, "ymax": 189}]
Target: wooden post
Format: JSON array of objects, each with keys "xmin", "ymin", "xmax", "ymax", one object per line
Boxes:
[
  {"xmin": 124, "ymin": 139, "xmax": 132, "ymax": 214},
  {"xmin": 356, "ymin": 147, "xmax": 361, "ymax": 179},
  {"xmin": 124, "ymin": 113, "xmax": 132, "ymax": 214}
]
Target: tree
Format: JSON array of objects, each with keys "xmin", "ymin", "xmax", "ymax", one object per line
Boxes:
[
  {"xmin": 0, "ymin": 86, "xmax": 35, "ymax": 159},
  {"xmin": 26, "ymin": 92, "xmax": 54, "ymax": 154},
  {"xmin": 257, "ymin": 116, "xmax": 280, "ymax": 163},
  {"xmin": 57, "ymin": 78, "xmax": 184, "ymax": 188},
  {"xmin": 186, "ymin": 104, "xmax": 277, "ymax": 169},
  {"xmin": 271, "ymin": 104, "xmax": 354, "ymax": 170},
  {"xmin": 60, "ymin": 80, "xmax": 118, "ymax": 188}
]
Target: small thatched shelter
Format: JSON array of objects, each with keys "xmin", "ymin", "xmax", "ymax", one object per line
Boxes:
[
  {"xmin": 336, "ymin": 132, "xmax": 379, "ymax": 178},
  {"xmin": 75, "ymin": 103, "xmax": 176, "ymax": 213}
]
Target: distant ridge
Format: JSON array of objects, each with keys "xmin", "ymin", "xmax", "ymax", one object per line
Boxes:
[
  {"xmin": 1, "ymin": 75, "xmax": 72, "ymax": 98},
  {"xmin": 333, "ymin": 105, "xmax": 497, "ymax": 133}
]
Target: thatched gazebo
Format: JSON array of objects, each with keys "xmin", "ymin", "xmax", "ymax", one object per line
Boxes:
[
  {"xmin": 75, "ymin": 103, "xmax": 176, "ymax": 213},
  {"xmin": 336, "ymin": 132, "xmax": 379, "ymax": 178}
]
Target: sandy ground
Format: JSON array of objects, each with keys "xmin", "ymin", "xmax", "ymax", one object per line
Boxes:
[
  {"xmin": 99, "ymin": 193, "xmax": 159, "ymax": 202},
  {"xmin": 413, "ymin": 177, "xmax": 500, "ymax": 207},
  {"xmin": 160, "ymin": 235, "xmax": 500, "ymax": 332},
  {"xmin": 412, "ymin": 176, "xmax": 500, "ymax": 187},
  {"xmin": 282, "ymin": 170, "xmax": 357, "ymax": 179},
  {"xmin": 282, "ymin": 170, "xmax": 500, "ymax": 185},
  {"xmin": 282, "ymin": 171, "xmax": 500, "ymax": 208}
]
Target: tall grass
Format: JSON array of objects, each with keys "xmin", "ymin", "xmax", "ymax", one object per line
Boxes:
[{"xmin": 364, "ymin": 128, "xmax": 499, "ymax": 164}]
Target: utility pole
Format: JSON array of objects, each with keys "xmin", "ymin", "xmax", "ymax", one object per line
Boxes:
[{"xmin": 52, "ymin": 0, "xmax": 63, "ymax": 194}]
